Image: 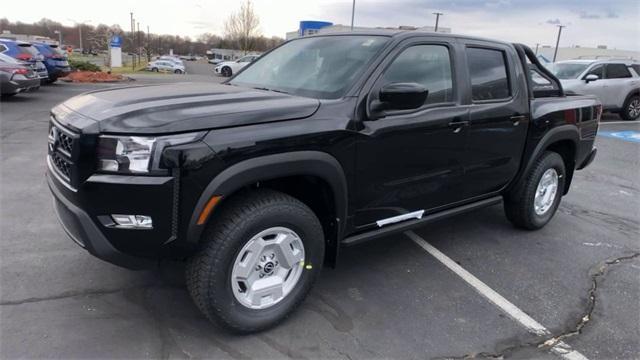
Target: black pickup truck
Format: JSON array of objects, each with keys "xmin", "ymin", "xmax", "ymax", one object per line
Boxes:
[{"xmin": 47, "ymin": 32, "xmax": 600, "ymax": 332}]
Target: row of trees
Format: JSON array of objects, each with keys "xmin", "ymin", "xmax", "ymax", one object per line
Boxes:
[{"xmin": 0, "ymin": 2, "xmax": 283, "ymax": 55}]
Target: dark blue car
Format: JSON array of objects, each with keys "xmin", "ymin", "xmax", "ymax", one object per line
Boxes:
[
  {"xmin": 32, "ymin": 43, "xmax": 71, "ymax": 83},
  {"xmin": 0, "ymin": 39, "xmax": 49, "ymax": 82}
]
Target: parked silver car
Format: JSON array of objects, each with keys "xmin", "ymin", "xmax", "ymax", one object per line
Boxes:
[
  {"xmin": 549, "ymin": 59, "xmax": 640, "ymax": 120},
  {"xmin": 146, "ymin": 60, "xmax": 186, "ymax": 74}
]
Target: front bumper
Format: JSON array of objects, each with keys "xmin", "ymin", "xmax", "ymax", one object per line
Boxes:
[{"xmin": 46, "ymin": 159, "xmax": 180, "ymax": 269}]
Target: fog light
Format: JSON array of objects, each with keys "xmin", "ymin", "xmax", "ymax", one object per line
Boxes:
[{"xmin": 111, "ymin": 214, "xmax": 153, "ymax": 229}]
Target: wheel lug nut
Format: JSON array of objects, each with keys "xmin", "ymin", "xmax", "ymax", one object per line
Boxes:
[
  {"xmin": 255, "ymin": 265, "xmax": 261, "ymax": 271},
  {"xmin": 270, "ymin": 253, "xmax": 275, "ymax": 259},
  {"xmin": 259, "ymin": 273, "xmax": 264, "ymax": 278},
  {"xmin": 274, "ymin": 261, "xmax": 278, "ymax": 266},
  {"xmin": 261, "ymin": 255, "xmax": 267, "ymax": 261}
]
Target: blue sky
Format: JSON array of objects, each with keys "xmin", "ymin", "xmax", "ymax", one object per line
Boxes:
[{"xmin": 3, "ymin": 0, "xmax": 639, "ymax": 50}]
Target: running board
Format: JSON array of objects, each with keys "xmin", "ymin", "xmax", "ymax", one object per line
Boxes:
[{"xmin": 341, "ymin": 196, "xmax": 502, "ymax": 247}]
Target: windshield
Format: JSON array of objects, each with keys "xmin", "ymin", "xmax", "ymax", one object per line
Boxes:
[
  {"xmin": 548, "ymin": 63, "xmax": 590, "ymax": 79},
  {"xmin": 229, "ymin": 35, "xmax": 390, "ymax": 99}
]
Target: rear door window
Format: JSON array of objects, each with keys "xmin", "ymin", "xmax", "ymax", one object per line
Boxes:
[
  {"xmin": 605, "ymin": 64, "xmax": 632, "ymax": 79},
  {"xmin": 466, "ymin": 47, "xmax": 511, "ymax": 101}
]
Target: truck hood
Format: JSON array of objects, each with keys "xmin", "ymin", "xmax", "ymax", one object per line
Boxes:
[{"xmin": 53, "ymin": 82, "xmax": 320, "ymax": 134}]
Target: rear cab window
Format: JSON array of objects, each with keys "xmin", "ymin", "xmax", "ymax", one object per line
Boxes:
[{"xmin": 465, "ymin": 47, "xmax": 511, "ymax": 101}]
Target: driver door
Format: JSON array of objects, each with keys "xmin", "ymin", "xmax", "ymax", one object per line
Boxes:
[{"xmin": 354, "ymin": 41, "xmax": 470, "ymax": 229}]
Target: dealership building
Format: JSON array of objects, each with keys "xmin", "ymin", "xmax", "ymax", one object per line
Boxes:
[{"xmin": 286, "ymin": 20, "xmax": 451, "ymax": 40}]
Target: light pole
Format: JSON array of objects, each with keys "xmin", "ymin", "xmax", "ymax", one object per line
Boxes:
[
  {"xmin": 433, "ymin": 12, "xmax": 443, "ymax": 32},
  {"xmin": 552, "ymin": 25, "xmax": 565, "ymax": 62},
  {"xmin": 350, "ymin": 0, "xmax": 356, "ymax": 31},
  {"xmin": 54, "ymin": 30, "xmax": 62, "ymax": 45},
  {"xmin": 67, "ymin": 19, "xmax": 91, "ymax": 51},
  {"xmin": 535, "ymin": 43, "xmax": 540, "ymax": 55}
]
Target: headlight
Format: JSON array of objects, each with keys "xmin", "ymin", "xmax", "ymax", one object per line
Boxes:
[{"xmin": 96, "ymin": 132, "xmax": 205, "ymax": 174}]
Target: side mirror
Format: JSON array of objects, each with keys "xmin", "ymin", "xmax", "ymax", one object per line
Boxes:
[
  {"xmin": 584, "ymin": 74, "xmax": 599, "ymax": 83},
  {"xmin": 378, "ymin": 83, "xmax": 428, "ymax": 111}
]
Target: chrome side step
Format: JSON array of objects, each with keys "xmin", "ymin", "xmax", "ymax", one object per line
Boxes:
[
  {"xmin": 341, "ymin": 196, "xmax": 502, "ymax": 247},
  {"xmin": 376, "ymin": 210, "xmax": 425, "ymax": 227}
]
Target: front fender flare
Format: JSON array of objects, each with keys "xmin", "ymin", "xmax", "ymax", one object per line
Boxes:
[{"xmin": 186, "ymin": 151, "xmax": 348, "ymax": 246}]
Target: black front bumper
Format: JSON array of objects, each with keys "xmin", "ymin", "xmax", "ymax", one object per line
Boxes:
[{"xmin": 47, "ymin": 173, "xmax": 155, "ymax": 270}]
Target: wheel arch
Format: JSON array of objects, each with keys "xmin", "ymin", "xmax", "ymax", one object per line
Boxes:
[
  {"xmin": 186, "ymin": 151, "xmax": 348, "ymax": 266},
  {"xmin": 511, "ymin": 125, "xmax": 579, "ymax": 196}
]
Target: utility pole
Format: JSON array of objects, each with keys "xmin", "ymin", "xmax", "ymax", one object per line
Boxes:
[
  {"xmin": 553, "ymin": 25, "xmax": 565, "ymax": 62},
  {"xmin": 147, "ymin": 25, "xmax": 150, "ymax": 62},
  {"xmin": 433, "ymin": 12, "xmax": 443, "ymax": 32},
  {"xmin": 137, "ymin": 22, "xmax": 141, "ymax": 63},
  {"xmin": 535, "ymin": 43, "xmax": 540, "ymax": 55},
  {"xmin": 350, "ymin": 0, "xmax": 356, "ymax": 31},
  {"xmin": 130, "ymin": 12, "xmax": 135, "ymax": 69},
  {"xmin": 78, "ymin": 24, "xmax": 83, "ymax": 51}
]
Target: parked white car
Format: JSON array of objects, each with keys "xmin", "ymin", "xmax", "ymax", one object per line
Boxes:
[
  {"xmin": 549, "ymin": 60, "xmax": 640, "ymax": 120},
  {"xmin": 213, "ymin": 55, "xmax": 259, "ymax": 77},
  {"xmin": 146, "ymin": 60, "xmax": 186, "ymax": 74}
]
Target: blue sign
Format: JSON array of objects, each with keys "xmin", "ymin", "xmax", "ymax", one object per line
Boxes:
[
  {"xmin": 109, "ymin": 35, "xmax": 122, "ymax": 48},
  {"xmin": 598, "ymin": 130, "xmax": 640, "ymax": 143}
]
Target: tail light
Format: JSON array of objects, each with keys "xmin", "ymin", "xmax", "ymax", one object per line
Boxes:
[
  {"xmin": 1, "ymin": 67, "xmax": 30, "ymax": 75},
  {"xmin": 16, "ymin": 53, "xmax": 32, "ymax": 61},
  {"xmin": 595, "ymin": 104, "xmax": 603, "ymax": 121}
]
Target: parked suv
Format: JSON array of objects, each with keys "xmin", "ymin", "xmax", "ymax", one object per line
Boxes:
[
  {"xmin": 32, "ymin": 43, "xmax": 71, "ymax": 83},
  {"xmin": 0, "ymin": 39, "xmax": 49, "ymax": 82},
  {"xmin": 47, "ymin": 32, "xmax": 600, "ymax": 333},
  {"xmin": 550, "ymin": 59, "xmax": 640, "ymax": 120}
]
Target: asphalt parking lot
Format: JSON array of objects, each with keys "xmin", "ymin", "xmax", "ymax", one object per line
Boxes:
[{"xmin": 1, "ymin": 80, "xmax": 638, "ymax": 359}]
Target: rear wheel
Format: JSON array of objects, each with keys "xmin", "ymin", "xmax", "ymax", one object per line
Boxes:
[
  {"xmin": 621, "ymin": 95, "xmax": 640, "ymax": 120},
  {"xmin": 186, "ymin": 189, "xmax": 324, "ymax": 333},
  {"xmin": 151, "ymin": 67, "xmax": 159, "ymax": 72},
  {"xmin": 504, "ymin": 151, "xmax": 566, "ymax": 230},
  {"xmin": 222, "ymin": 66, "xmax": 232, "ymax": 77}
]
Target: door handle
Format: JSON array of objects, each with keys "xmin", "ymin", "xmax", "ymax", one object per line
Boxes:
[
  {"xmin": 448, "ymin": 120, "xmax": 469, "ymax": 133},
  {"xmin": 510, "ymin": 115, "xmax": 526, "ymax": 126}
]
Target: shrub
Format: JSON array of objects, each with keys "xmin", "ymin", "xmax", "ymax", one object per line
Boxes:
[{"xmin": 68, "ymin": 59, "xmax": 101, "ymax": 72}]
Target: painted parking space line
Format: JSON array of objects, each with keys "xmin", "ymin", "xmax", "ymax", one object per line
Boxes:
[
  {"xmin": 598, "ymin": 130, "xmax": 640, "ymax": 143},
  {"xmin": 405, "ymin": 231, "xmax": 589, "ymax": 360}
]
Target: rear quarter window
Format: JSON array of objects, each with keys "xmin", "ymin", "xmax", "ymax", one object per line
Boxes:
[{"xmin": 466, "ymin": 47, "xmax": 511, "ymax": 101}]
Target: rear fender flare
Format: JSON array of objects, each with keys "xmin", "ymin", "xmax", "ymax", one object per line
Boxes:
[
  {"xmin": 511, "ymin": 125, "xmax": 579, "ymax": 195},
  {"xmin": 186, "ymin": 151, "xmax": 348, "ymax": 247}
]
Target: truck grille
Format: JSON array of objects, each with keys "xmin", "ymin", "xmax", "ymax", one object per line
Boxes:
[{"xmin": 48, "ymin": 118, "xmax": 79, "ymax": 189}]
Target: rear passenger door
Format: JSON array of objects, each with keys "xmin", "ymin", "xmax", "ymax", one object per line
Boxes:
[
  {"xmin": 460, "ymin": 43, "xmax": 529, "ymax": 199},
  {"xmin": 602, "ymin": 63, "xmax": 635, "ymax": 109}
]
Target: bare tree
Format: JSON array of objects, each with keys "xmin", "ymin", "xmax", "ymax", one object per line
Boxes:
[{"xmin": 224, "ymin": 0, "xmax": 261, "ymax": 52}]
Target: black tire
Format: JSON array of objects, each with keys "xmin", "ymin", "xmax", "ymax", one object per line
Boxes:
[
  {"xmin": 620, "ymin": 95, "xmax": 640, "ymax": 121},
  {"xmin": 1, "ymin": 93, "xmax": 17, "ymax": 98},
  {"xmin": 151, "ymin": 67, "xmax": 158, "ymax": 72},
  {"xmin": 186, "ymin": 189, "xmax": 324, "ymax": 333},
  {"xmin": 174, "ymin": 69, "xmax": 183, "ymax": 74},
  {"xmin": 222, "ymin": 66, "xmax": 232, "ymax": 77},
  {"xmin": 504, "ymin": 151, "xmax": 566, "ymax": 230}
]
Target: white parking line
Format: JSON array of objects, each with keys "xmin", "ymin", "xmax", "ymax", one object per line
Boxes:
[{"xmin": 405, "ymin": 231, "xmax": 589, "ymax": 360}]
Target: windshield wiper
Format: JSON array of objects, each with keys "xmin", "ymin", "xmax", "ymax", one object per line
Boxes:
[{"xmin": 251, "ymin": 87, "xmax": 289, "ymax": 95}]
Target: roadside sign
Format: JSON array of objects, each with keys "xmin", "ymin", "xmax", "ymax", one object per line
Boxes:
[{"xmin": 109, "ymin": 35, "xmax": 122, "ymax": 48}]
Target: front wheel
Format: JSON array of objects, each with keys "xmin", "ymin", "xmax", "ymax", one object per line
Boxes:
[
  {"xmin": 221, "ymin": 66, "xmax": 232, "ymax": 77},
  {"xmin": 621, "ymin": 95, "xmax": 640, "ymax": 120},
  {"xmin": 174, "ymin": 69, "xmax": 183, "ymax": 74},
  {"xmin": 504, "ymin": 151, "xmax": 566, "ymax": 230},
  {"xmin": 186, "ymin": 189, "xmax": 324, "ymax": 333}
]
